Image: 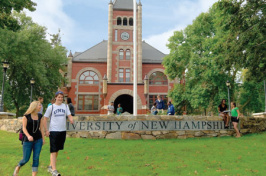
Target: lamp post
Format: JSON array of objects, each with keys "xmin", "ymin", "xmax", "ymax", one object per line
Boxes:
[
  {"xmin": 30, "ymin": 78, "xmax": 35, "ymax": 103},
  {"xmin": 226, "ymin": 80, "xmax": 231, "ymax": 116},
  {"xmin": 0, "ymin": 61, "xmax": 9, "ymax": 112}
]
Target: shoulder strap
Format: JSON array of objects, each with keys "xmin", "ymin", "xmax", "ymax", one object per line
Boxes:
[
  {"xmin": 65, "ymin": 104, "xmax": 68, "ymax": 118},
  {"xmin": 49, "ymin": 104, "xmax": 53, "ymax": 119}
]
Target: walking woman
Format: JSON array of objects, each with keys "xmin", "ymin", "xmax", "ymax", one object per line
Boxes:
[
  {"xmin": 13, "ymin": 101, "xmax": 45, "ymax": 176},
  {"xmin": 231, "ymin": 102, "xmax": 241, "ymax": 138}
]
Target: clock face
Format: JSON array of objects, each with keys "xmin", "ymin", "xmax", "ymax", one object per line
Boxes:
[{"xmin": 121, "ymin": 32, "xmax": 130, "ymax": 40}]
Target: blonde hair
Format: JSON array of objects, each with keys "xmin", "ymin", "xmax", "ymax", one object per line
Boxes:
[{"xmin": 24, "ymin": 101, "xmax": 40, "ymax": 115}]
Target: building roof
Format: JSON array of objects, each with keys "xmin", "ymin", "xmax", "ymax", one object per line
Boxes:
[
  {"xmin": 73, "ymin": 40, "xmax": 108, "ymax": 63},
  {"xmin": 142, "ymin": 41, "xmax": 166, "ymax": 63},
  {"xmin": 113, "ymin": 0, "xmax": 135, "ymax": 11},
  {"xmin": 72, "ymin": 40, "xmax": 166, "ymax": 64}
]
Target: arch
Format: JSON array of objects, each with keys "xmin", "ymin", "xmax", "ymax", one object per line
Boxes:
[
  {"xmin": 123, "ymin": 17, "xmax": 128, "ymax": 26},
  {"xmin": 75, "ymin": 67, "xmax": 103, "ymax": 82},
  {"xmin": 117, "ymin": 17, "xmax": 122, "ymax": 25},
  {"xmin": 79, "ymin": 70, "xmax": 99, "ymax": 85},
  {"xmin": 129, "ymin": 18, "xmax": 133, "ymax": 26},
  {"xmin": 147, "ymin": 68, "xmax": 166, "ymax": 80},
  {"xmin": 110, "ymin": 89, "xmax": 142, "ymax": 109},
  {"xmin": 149, "ymin": 71, "xmax": 168, "ymax": 85},
  {"xmin": 114, "ymin": 95, "xmax": 133, "ymax": 114}
]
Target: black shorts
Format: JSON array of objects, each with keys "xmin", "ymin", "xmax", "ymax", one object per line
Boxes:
[
  {"xmin": 231, "ymin": 116, "xmax": 239, "ymax": 123},
  {"xmin": 49, "ymin": 131, "xmax": 66, "ymax": 153}
]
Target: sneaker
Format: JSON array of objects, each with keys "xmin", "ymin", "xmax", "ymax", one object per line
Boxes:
[
  {"xmin": 52, "ymin": 170, "xmax": 61, "ymax": 176},
  {"xmin": 47, "ymin": 166, "xmax": 53, "ymax": 173}
]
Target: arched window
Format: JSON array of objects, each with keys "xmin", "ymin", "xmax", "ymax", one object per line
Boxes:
[
  {"xmin": 126, "ymin": 49, "xmax": 130, "ymax": 60},
  {"xmin": 123, "ymin": 17, "xmax": 127, "ymax": 26},
  {"xmin": 119, "ymin": 49, "xmax": 124, "ymax": 60},
  {"xmin": 117, "ymin": 17, "xmax": 122, "ymax": 25},
  {"xmin": 129, "ymin": 18, "xmax": 133, "ymax": 26},
  {"xmin": 79, "ymin": 71, "xmax": 99, "ymax": 85},
  {"xmin": 149, "ymin": 72, "xmax": 168, "ymax": 85}
]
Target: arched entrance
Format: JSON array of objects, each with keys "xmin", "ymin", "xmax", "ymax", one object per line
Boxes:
[{"xmin": 114, "ymin": 94, "xmax": 133, "ymax": 114}]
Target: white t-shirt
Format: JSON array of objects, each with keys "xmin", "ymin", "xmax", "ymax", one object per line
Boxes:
[
  {"xmin": 107, "ymin": 105, "xmax": 114, "ymax": 114},
  {"xmin": 44, "ymin": 103, "xmax": 71, "ymax": 131}
]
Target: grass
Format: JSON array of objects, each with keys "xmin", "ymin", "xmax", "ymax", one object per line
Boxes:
[{"xmin": 0, "ymin": 130, "xmax": 265, "ymax": 176}]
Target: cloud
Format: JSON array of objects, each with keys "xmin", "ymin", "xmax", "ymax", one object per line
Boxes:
[
  {"xmin": 144, "ymin": 27, "xmax": 183, "ymax": 55},
  {"xmin": 144, "ymin": 0, "xmax": 218, "ymax": 54},
  {"xmin": 25, "ymin": 0, "xmax": 75, "ymax": 44}
]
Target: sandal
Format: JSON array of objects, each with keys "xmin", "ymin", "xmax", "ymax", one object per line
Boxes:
[
  {"xmin": 13, "ymin": 166, "xmax": 19, "ymax": 176},
  {"xmin": 52, "ymin": 170, "xmax": 61, "ymax": 176}
]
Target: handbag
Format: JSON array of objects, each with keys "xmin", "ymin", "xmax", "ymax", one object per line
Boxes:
[{"xmin": 18, "ymin": 128, "xmax": 25, "ymax": 141}]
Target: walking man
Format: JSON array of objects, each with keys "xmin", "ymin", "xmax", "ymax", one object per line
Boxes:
[
  {"xmin": 155, "ymin": 95, "xmax": 164, "ymax": 113},
  {"xmin": 43, "ymin": 91, "xmax": 74, "ymax": 176}
]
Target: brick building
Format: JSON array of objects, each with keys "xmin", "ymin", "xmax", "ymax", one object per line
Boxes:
[{"xmin": 64, "ymin": 0, "xmax": 178, "ymax": 115}]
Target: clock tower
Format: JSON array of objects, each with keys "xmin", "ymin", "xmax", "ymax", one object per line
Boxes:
[{"xmin": 107, "ymin": 0, "xmax": 143, "ymax": 83}]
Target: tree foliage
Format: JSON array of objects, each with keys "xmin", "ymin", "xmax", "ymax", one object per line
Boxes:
[
  {"xmin": 164, "ymin": 0, "xmax": 266, "ymax": 114},
  {"xmin": 0, "ymin": 0, "xmax": 36, "ymax": 31},
  {"xmin": 0, "ymin": 12, "xmax": 67, "ymax": 117}
]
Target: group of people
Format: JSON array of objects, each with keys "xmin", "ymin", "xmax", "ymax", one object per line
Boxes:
[
  {"xmin": 218, "ymin": 99, "xmax": 241, "ymax": 138},
  {"xmin": 107, "ymin": 95, "xmax": 175, "ymax": 116},
  {"xmin": 107, "ymin": 102, "xmax": 123, "ymax": 115},
  {"xmin": 13, "ymin": 92, "xmax": 241, "ymax": 175},
  {"xmin": 151, "ymin": 95, "xmax": 175, "ymax": 115},
  {"xmin": 13, "ymin": 91, "xmax": 75, "ymax": 176}
]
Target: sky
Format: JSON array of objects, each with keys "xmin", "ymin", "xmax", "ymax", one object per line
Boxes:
[{"xmin": 25, "ymin": 0, "xmax": 219, "ymax": 55}]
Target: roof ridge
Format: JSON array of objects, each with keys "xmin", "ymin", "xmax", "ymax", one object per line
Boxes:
[{"xmin": 142, "ymin": 41, "xmax": 166, "ymax": 55}]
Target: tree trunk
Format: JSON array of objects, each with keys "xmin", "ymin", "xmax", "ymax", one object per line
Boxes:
[{"xmin": 14, "ymin": 100, "xmax": 19, "ymax": 118}]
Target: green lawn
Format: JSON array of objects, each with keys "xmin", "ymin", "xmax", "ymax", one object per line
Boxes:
[{"xmin": 1, "ymin": 130, "xmax": 265, "ymax": 176}]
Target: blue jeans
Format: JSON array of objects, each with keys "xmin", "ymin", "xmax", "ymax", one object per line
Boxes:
[{"xmin": 18, "ymin": 138, "xmax": 43, "ymax": 172}]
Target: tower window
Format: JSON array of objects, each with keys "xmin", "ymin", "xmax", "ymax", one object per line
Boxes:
[
  {"xmin": 129, "ymin": 18, "xmax": 133, "ymax": 26},
  {"xmin": 119, "ymin": 68, "xmax": 131, "ymax": 82},
  {"xmin": 119, "ymin": 49, "xmax": 124, "ymax": 60},
  {"xmin": 119, "ymin": 69, "xmax": 124, "ymax": 82},
  {"xmin": 123, "ymin": 17, "xmax": 127, "ymax": 26},
  {"xmin": 117, "ymin": 17, "xmax": 122, "ymax": 25},
  {"xmin": 126, "ymin": 49, "xmax": 130, "ymax": 60},
  {"xmin": 125, "ymin": 69, "xmax": 130, "ymax": 82}
]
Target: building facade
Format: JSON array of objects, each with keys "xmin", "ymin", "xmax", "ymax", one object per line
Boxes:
[{"xmin": 65, "ymin": 0, "xmax": 178, "ymax": 115}]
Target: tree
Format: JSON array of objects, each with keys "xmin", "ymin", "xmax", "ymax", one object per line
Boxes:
[
  {"xmin": 0, "ymin": 12, "xmax": 67, "ymax": 117},
  {"xmin": 0, "ymin": 0, "xmax": 36, "ymax": 31},
  {"xmin": 164, "ymin": 0, "xmax": 266, "ymax": 114}
]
